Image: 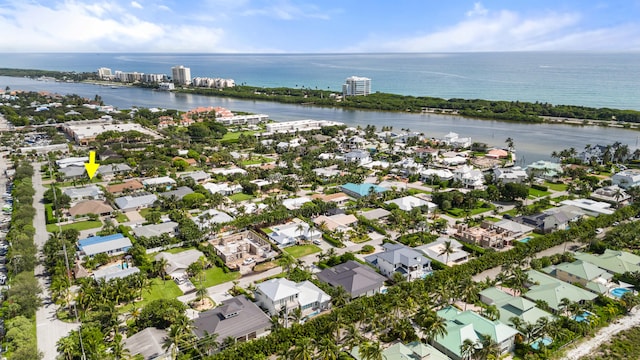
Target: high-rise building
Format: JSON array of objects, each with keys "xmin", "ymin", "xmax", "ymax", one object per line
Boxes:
[
  {"xmin": 342, "ymin": 76, "xmax": 371, "ymax": 96},
  {"xmin": 97, "ymin": 67, "xmax": 112, "ymax": 79},
  {"xmin": 171, "ymin": 65, "xmax": 192, "ymax": 86}
]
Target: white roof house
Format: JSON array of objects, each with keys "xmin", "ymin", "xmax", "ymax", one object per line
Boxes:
[
  {"xmin": 255, "ymin": 278, "xmax": 331, "ymax": 318},
  {"xmin": 192, "ymin": 209, "xmax": 235, "ymax": 229},
  {"xmin": 494, "ymin": 166, "xmax": 528, "ymax": 183},
  {"xmin": 282, "ymin": 197, "xmax": 312, "ymax": 210},
  {"xmin": 142, "ymin": 176, "xmax": 176, "ymax": 187},
  {"xmin": 202, "ymin": 182, "xmax": 243, "ymax": 196},
  {"xmin": 268, "ymin": 221, "xmax": 320, "ymax": 247},
  {"xmin": 114, "ymin": 193, "xmax": 158, "ymax": 211},
  {"xmin": 63, "ymin": 185, "xmax": 103, "ymax": 201},
  {"xmin": 56, "ymin": 157, "xmax": 88, "ymax": 168},
  {"xmin": 154, "ymin": 249, "xmax": 205, "ymax": 277},
  {"xmin": 560, "ymin": 198, "xmax": 614, "ymax": 216},
  {"xmin": 132, "ymin": 221, "xmax": 179, "ymax": 239},
  {"xmin": 612, "ymin": 169, "xmax": 640, "ymax": 189},
  {"xmin": 420, "ymin": 168, "xmax": 454, "ymax": 181},
  {"xmin": 385, "ymin": 195, "xmax": 437, "ymax": 212},
  {"xmin": 453, "ymin": 165, "xmax": 484, "ymax": 189}
]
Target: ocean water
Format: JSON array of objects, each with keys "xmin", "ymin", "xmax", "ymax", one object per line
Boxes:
[{"xmin": 1, "ymin": 52, "xmax": 639, "ymax": 110}]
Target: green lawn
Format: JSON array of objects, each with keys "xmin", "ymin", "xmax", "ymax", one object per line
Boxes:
[
  {"xmin": 529, "ymin": 188, "xmax": 552, "ymax": 198},
  {"xmin": 228, "ymin": 193, "xmax": 254, "ymax": 202},
  {"xmin": 121, "ymin": 278, "xmax": 182, "ymax": 313},
  {"xmin": 115, "ymin": 213, "xmax": 129, "ymax": 223},
  {"xmin": 194, "ymin": 267, "xmax": 240, "ymax": 288},
  {"xmin": 220, "ymin": 130, "xmax": 257, "ymax": 144},
  {"xmin": 283, "ymin": 244, "xmax": 322, "ymax": 258},
  {"xmin": 544, "ymin": 181, "xmax": 568, "ymax": 192},
  {"xmin": 46, "ymin": 220, "xmax": 102, "ymax": 233},
  {"xmin": 447, "ymin": 203, "xmax": 495, "ymax": 218},
  {"xmin": 164, "ymin": 246, "xmax": 196, "ymax": 254}
]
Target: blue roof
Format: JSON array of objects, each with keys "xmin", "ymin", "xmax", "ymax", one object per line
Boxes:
[
  {"xmin": 78, "ymin": 233, "xmax": 125, "ymax": 247},
  {"xmin": 341, "ymin": 183, "xmax": 388, "ymax": 197}
]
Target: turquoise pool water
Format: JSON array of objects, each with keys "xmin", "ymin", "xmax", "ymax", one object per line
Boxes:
[
  {"xmin": 531, "ymin": 337, "xmax": 553, "ymax": 350},
  {"xmin": 611, "ymin": 287, "xmax": 631, "ymax": 298},
  {"xmin": 519, "ymin": 236, "xmax": 533, "ymax": 243},
  {"xmin": 573, "ymin": 311, "xmax": 591, "ymax": 323}
]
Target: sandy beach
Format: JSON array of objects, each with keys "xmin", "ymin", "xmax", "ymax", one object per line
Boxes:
[{"xmin": 561, "ymin": 307, "xmax": 640, "ymax": 359}]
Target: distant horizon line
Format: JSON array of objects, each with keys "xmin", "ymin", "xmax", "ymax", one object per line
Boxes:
[{"xmin": 1, "ymin": 50, "xmax": 640, "ymax": 55}]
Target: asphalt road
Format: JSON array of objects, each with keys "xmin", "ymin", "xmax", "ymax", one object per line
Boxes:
[{"xmin": 32, "ymin": 162, "xmax": 80, "ymax": 360}]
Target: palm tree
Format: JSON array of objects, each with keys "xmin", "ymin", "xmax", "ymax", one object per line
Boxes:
[
  {"xmin": 438, "ymin": 240, "xmax": 455, "ymax": 266},
  {"xmin": 419, "ymin": 312, "xmax": 448, "ymax": 342},
  {"xmin": 559, "ymin": 297, "xmax": 572, "ymax": 317},
  {"xmin": 477, "ymin": 335, "xmax": 500, "ymax": 359},
  {"xmin": 195, "ymin": 284, "xmax": 208, "ymax": 306},
  {"xmin": 111, "ymin": 332, "xmax": 130, "ymax": 360},
  {"xmin": 460, "ymin": 338, "xmax": 478, "ymax": 360},
  {"xmin": 278, "ymin": 253, "xmax": 296, "ymax": 276},
  {"xmin": 358, "ymin": 340, "xmax": 384, "ymax": 360},
  {"xmin": 316, "ymin": 336, "xmax": 340, "ymax": 360},
  {"xmin": 197, "ymin": 331, "xmax": 220, "ymax": 356},
  {"xmin": 341, "ymin": 323, "xmax": 363, "ymax": 351},
  {"xmin": 289, "ymin": 337, "xmax": 316, "ymax": 360}
]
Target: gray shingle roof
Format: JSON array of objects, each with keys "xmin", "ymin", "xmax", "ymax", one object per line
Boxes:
[
  {"xmin": 316, "ymin": 260, "xmax": 386, "ymax": 298},
  {"xmin": 192, "ymin": 295, "xmax": 271, "ymax": 341}
]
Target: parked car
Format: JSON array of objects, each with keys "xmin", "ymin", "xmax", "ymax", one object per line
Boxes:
[{"xmin": 243, "ymin": 257, "xmax": 255, "ymax": 265}]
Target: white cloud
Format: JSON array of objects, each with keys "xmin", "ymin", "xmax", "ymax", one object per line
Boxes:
[
  {"xmin": 157, "ymin": 4, "xmax": 171, "ymax": 11},
  {"xmin": 241, "ymin": 0, "xmax": 330, "ymax": 20},
  {"xmin": 349, "ymin": 6, "xmax": 640, "ymax": 52},
  {"xmin": 466, "ymin": 2, "xmax": 488, "ymax": 17},
  {"xmin": 130, "ymin": 1, "xmax": 143, "ymax": 9},
  {"xmin": 0, "ymin": 0, "xmax": 227, "ymax": 52}
]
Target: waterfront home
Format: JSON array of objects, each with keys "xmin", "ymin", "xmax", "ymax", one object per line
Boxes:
[
  {"xmin": 192, "ymin": 295, "xmax": 272, "ymax": 347},
  {"xmin": 415, "ymin": 237, "xmax": 469, "ymax": 266},
  {"xmin": 524, "ymin": 270, "xmax": 598, "ymax": 313},
  {"xmin": 542, "ymin": 260, "xmax": 614, "ymax": 294},
  {"xmin": 442, "ymin": 132, "xmax": 472, "ymax": 149},
  {"xmin": 479, "ymin": 287, "xmax": 554, "ymax": 326},
  {"xmin": 77, "ymin": 233, "xmax": 132, "ymax": 258},
  {"xmin": 351, "ymin": 341, "xmax": 449, "ymax": 360},
  {"xmin": 525, "ymin": 161, "xmax": 563, "ymax": 181},
  {"xmin": 573, "ymin": 249, "xmax": 640, "ymax": 274},
  {"xmin": 316, "ymin": 260, "xmax": 387, "ymax": 299},
  {"xmin": 433, "ymin": 307, "xmax": 518, "ymax": 360},
  {"xmin": 493, "ymin": 166, "xmax": 528, "ymax": 184},
  {"xmin": 365, "ymin": 243, "xmax": 432, "ymax": 281},
  {"xmin": 254, "ymin": 278, "xmax": 331, "ymax": 320}
]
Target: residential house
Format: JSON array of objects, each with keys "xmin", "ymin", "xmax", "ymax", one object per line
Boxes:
[
  {"xmin": 415, "ymin": 237, "xmax": 469, "ymax": 266},
  {"xmin": 433, "ymin": 307, "xmax": 518, "ymax": 360},
  {"xmin": 442, "ymin": 132, "xmax": 472, "ymax": 148},
  {"xmin": 415, "ymin": 147, "xmax": 440, "ymax": 160},
  {"xmin": 340, "ymin": 183, "xmax": 388, "ymax": 198},
  {"xmin": 63, "ymin": 185, "xmax": 103, "ymax": 201},
  {"xmin": 453, "ymin": 165, "xmax": 484, "ymax": 189},
  {"xmin": 479, "ymin": 287, "xmax": 554, "ymax": 326},
  {"xmin": 114, "ymin": 193, "xmax": 158, "ymax": 211},
  {"xmin": 93, "ymin": 265, "xmax": 141, "ymax": 281},
  {"xmin": 56, "ymin": 157, "xmax": 88, "ymax": 168},
  {"xmin": 142, "ymin": 176, "xmax": 177, "ymax": 189},
  {"xmin": 574, "ymin": 249, "xmax": 640, "ymax": 275},
  {"xmin": 351, "ymin": 341, "xmax": 449, "ymax": 360},
  {"xmin": 612, "ymin": 169, "xmax": 640, "ymax": 189},
  {"xmin": 518, "ymin": 205, "xmax": 584, "ymax": 234},
  {"xmin": 385, "ymin": 195, "xmax": 437, "ymax": 213},
  {"xmin": 159, "ymin": 186, "xmax": 194, "ymax": 201},
  {"xmin": 59, "ymin": 165, "xmax": 86, "ymax": 179},
  {"xmin": 202, "ymin": 182, "xmax": 243, "ymax": 196},
  {"xmin": 78, "ymin": 233, "xmax": 132, "ymax": 258},
  {"xmin": 311, "ymin": 192, "xmax": 350, "ymax": 206},
  {"xmin": 123, "ymin": 327, "xmax": 171, "ymax": 360},
  {"xmin": 106, "ymin": 179, "xmax": 144, "ymax": 195},
  {"xmin": 268, "ymin": 220, "xmax": 320, "ymax": 247},
  {"xmin": 154, "ymin": 249, "xmax": 204, "ymax": 279},
  {"xmin": 192, "ymin": 295, "xmax": 272, "ymax": 346},
  {"xmin": 180, "ymin": 170, "xmax": 210, "ymax": 183},
  {"xmin": 192, "ymin": 209, "xmax": 235, "ymax": 230},
  {"xmin": 346, "ymin": 136, "xmax": 368, "ymax": 149},
  {"xmin": 69, "ymin": 200, "xmax": 114, "ymax": 217},
  {"xmin": 493, "ymin": 167, "xmax": 528, "ymax": 184},
  {"xmin": 420, "ymin": 168, "xmax": 454, "ymax": 183},
  {"xmin": 282, "ymin": 196, "xmax": 312, "ymax": 210},
  {"xmin": 525, "ymin": 161, "xmax": 563, "ymax": 181},
  {"xmin": 524, "ymin": 270, "xmax": 598, "ymax": 313},
  {"xmin": 590, "ymin": 185, "xmax": 630, "ymax": 207},
  {"xmin": 365, "ymin": 243, "xmax": 432, "ymax": 281},
  {"xmin": 316, "ymin": 260, "xmax": 387, "ymax": 299},
  {"xmin": 455, "ymin": 220, "xmax": 533, "ymax": 249},
  {"xmin": 132, "ymin": 221, "xmax": 179, "ymax": 239},
  {"xmin": 543, "ymin": 260, "xmax": 614, "ymax": 294},
  {"xmin": 97, "ymin": 163, "xmax": 132, "ymax": 180},
  {"xmin": 559, "ymin": 198, "xmax": 614, "ymax": 216},
  {"xmin": 254, "ymin": 278, "xmax": 331, "ymax": 320},
  {"xmin": 343, "ymin": 150, "xmax": 372, "ymax": 166},
  {"xmin": 313, "ymin": 213, "xmax": 358, "ymax": 232},
  {"xmin": 358, "ymin": 208, "xmax": 391, "ymax": 221},
  {"xmin": 211, "ymin": 167, "xmax": 248, "ymax": 176},
  {"xmin": 486, "ymin": 148, "xmax": 510, "ymax": 159}
]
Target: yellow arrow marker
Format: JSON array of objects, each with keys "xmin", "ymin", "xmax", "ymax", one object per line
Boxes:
[{"xmin": 84, "ymin": 151, "xmax": 100, "ymax": 179}]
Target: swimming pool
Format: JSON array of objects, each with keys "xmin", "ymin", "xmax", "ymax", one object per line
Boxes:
[
  {"xmin": 531, "ymin": 336, "xmax": 553, "ymax": 350},
  {"xmin": 519, "ymin": 236, "xmax": 533, "ymax": 243},
  {"xmin": 573, "ymin": 311, "xmax": 592, "ymax": 323},
  {"xmin": 611, "ymin": 287, "xmax": 631, "ymax": 298}
]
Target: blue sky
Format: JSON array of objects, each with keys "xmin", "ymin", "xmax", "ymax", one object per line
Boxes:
[{"xmin": 1, "ymin": 0, "xmax": 639, "ymax": 52}]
